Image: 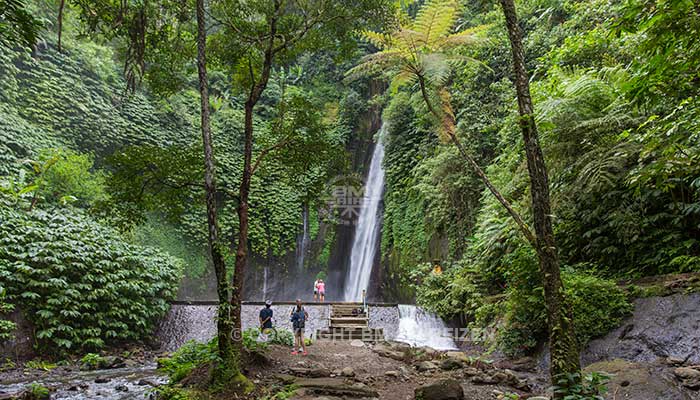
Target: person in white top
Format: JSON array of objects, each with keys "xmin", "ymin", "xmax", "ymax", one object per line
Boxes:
[{"xmin": 313, "ymin": 279, "xmax": 320, "ymax": 301}]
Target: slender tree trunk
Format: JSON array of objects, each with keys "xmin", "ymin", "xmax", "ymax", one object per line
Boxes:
[
  {"xmin": 498, "ymin": 0, "xmax": 580, "ymax": 387},
  {"xmin": 416, "ymin": 77, "xmax": 537, "ymax": 247},
  {"xmin": 230, "ymin": 0, "xmax": 280, "ymax": 353},
  {"xmin": 57, "ymin": 0, "xmax": 65, "ymax": 52},
  {"xmin": 230, "ymin": 102, "xmax": 254, "ymax": 346},
  {"xmin": 195, "ymin": 0, "xmax": 240, "ymax": 383}
]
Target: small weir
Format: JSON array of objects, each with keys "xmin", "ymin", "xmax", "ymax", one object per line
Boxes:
[{"xmin": 394, "ymin": 304, "xmax": 458, "ymax": 350}]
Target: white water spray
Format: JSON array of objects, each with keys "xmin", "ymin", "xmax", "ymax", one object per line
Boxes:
[
  {"xmin": 262, "ymin": 266, "xmax": 269, "ymax": 300},
  {"xmin": 297, "ymin": 205, "xmax": 309, "ymax": 271},
  {"xmin": 395, "ymin": 304, "xmax": 457, "ymax": 350},
  {"xmin": 344, "ymin": 126, "xmax": 386, "ymax": 301}
]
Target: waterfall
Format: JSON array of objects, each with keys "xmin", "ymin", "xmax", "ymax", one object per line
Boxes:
[
  {"xmin": 344, "ymin": 125, "xmax": 386, "ymax": 301},
  {"xmin": 296, "ymin": 204, "xmax": 309, "ymax": 271},
  {"xmin": 395, "ymin": 304, "xmax": 457, "ymax": 350},
  {"xmin": 262, "ymin": 266, "xmax": 269, "ymax": 301}
]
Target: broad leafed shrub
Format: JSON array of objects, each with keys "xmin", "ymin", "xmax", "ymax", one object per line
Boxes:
[{"xmin": 0, "ymin": 197, "xmax": 183, "ymax": 353}]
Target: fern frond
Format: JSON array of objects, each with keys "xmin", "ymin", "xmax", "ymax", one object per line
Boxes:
[
  {"xmin": 575, "ymin": 142, "xmax": 639, "ymax": 191},
  {"xmin": 359, "ymin": 30, "xmax": 393, "ymax": 50},
  {"xmin": 389, "ymin": 70, "xmax": 418, "ymax": 94},
  {"xmin": 344, "ymin": 49, "xmax": 405, "ymax": 81},
  {"xmin": 437, "ymin": 25, "xmax": 487, "ymax": 49},
  {"xmin": 412, "ymin": 0, "xmax": 461, "ymax": 47},
  {"xmin": 421, "ymin": 53, "xmax": 450, "ymax": 86}
]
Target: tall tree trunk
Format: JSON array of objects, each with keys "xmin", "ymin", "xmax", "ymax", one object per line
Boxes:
[
  {"xmin": 230, "ymin": 0, "xmax": 280, "ymax": 353},
  {"xmin": 195, "ymin": 0, "xmax": 241, "ymax": 384},
  {"xmin": 498, "ymin": 0, "xmax": 581, "ymax": 387},
  {"xmin": 57, "ymin": 0, "xmax": 65, "ymax": 52},
  {"xmin": 230, "ymin": 102, "xmax": 253, "ymax": 346}
]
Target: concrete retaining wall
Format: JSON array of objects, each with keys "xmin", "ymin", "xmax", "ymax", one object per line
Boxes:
[{"xmin": 155, "ymin": 303, "xmax": 401, "ymax": 351}]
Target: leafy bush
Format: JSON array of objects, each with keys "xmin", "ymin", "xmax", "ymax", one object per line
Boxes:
[
  {"xmin": 79, "ymin": 353, "xmax": 105, "ymax": 370},
  {"xmin": 32, "ymin": 148, "xmax": 108, "ymax": 209},
  {"xmin": 564, "ymin": 270, "xmax": 633, "ymax": 344},
  {"xmin": 553, "ymin": 372, "xmax": 609, "ymax": 400},
  {"xmin": 158, "ymin": 339, "xmax": 220, "ymax": 383},
  {"xmin": 271, "ymin": 329, "xmax": 294, "ymax": 347},
  {"xmin": 500, "ymin": 268, "xmax": 632, "ymax": 356},
  {"xmin": 0, "ymin": 197, "xmax": 183, "ymax": 353},
  {"xmin": 242, "ymin": 328, "xmax": 269, "ymax": 352},
  {"xmin": 0, "ymin": 287, "xmax": 16, "ymax": 341},
  {"xmin": 27, "ymin": 382, "xmax": 50, "ymax": 400}
]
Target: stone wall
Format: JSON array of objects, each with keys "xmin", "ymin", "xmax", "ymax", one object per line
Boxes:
[{"xmin": 155, "ymin": 303, "xmax": 401, "ymax": 351}]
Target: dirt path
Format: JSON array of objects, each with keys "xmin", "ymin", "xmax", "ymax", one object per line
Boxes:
[{"xmin": 250, "ymin": 341, "xmax": 539, "ymax": 400}]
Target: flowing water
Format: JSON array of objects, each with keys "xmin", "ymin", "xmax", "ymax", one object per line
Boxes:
[
  {"xmin": 296, "ymin": 205, "xmax": 309, "ymax": 272},
  {"xmin": 0, "ymin": 363, "xmax": 165, "ymax": 399},
  {"xmin": 394, "ymin": 304, "xmax": 458, "ymax": 350},
  {"xmin": 262, "ymin": 266, "xmax": 269, "ymax": 301},
  {"xmin": 344, "ymin": 126, "xmax": 386, "ymax": 301}
]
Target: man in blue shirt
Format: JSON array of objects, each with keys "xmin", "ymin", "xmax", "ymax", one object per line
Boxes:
[{"xmin": 259, "ymin": 300, "xmax": 273, "ymax": 331}]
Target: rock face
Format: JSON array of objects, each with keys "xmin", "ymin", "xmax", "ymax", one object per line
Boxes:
[
  {"xmin": 673, "ymin": 366, "xmax": 700, "ymax": 390},
  {"xmin": 584, "ymin": 359, "xmax": 693, "ymax": 400},
  {"xmin": 293, "ymin": 377, "xmax": 379, "ymax": 398},
  {"xmin": 415, "ymin": 379, "xmax": 464, "ymax": 400},
  {"xmin": 584, "ymin": 293, "xmax": 700, "ymax": 365}
]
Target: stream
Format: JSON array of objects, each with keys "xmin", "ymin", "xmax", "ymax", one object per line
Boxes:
[{"xmin": 0, "ymin": 362, "xmax": 166, "ymax": 399}]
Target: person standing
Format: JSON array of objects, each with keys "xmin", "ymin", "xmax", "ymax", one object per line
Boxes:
[
  {"xmin": 290, "ymin": 299, "xmax": 309, "ymax": 355},
  {"xmin": 313, "ymin": 278, "xmax": 320, "ymax": 301},
  {"xmin": 259, "ymin": 300, "xmax": 273, "ymax": 332},
  {"xmin": 317, "ymin": 279, "xmax": 326, "ymax": 302}
]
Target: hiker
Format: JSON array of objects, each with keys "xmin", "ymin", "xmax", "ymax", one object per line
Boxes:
[
  {"xmin": 259, "ymin": 300, "xmax": 273, "ymax": 332},
  {"xmin": 290, "ymin": 299, "xmax": 309, "ymax": 355},
  {"xmin": 313, "ymin": 278, "xmax": 320, "ymax": 301},
  {"xmin": 317, "ymin": 279, "xmax": 326, "ymax": 302}
]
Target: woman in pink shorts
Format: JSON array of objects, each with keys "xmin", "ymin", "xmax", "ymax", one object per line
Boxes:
[{"xmin": 316, "ymin": 279, "xmax": 325, "ymax": 302}]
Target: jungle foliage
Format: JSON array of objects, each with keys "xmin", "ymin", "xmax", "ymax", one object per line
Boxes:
[
  {"xmin": 382, "ymin": 0, "xmax": 700, "ymax": 355},
  {"xmin": 0, "ymin": 195, "xmax": 182, "ymax": 353}
]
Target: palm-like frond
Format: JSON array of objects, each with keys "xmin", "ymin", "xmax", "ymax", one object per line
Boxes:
[
  {"xmin": 436, "ymin": 25, "xmax": 486, "ymax": 49},
  {"xmin": 575, "ymin": 142, "xmax": 640, "ymax": 192},
  {"xmin": 412, "ymin": 0, "xmax": 461, "ymax": 47},
  {"xmin": 359, "ymin": 30, "xmax": 393, "ymax": 50},
  {"xmin": 345, "ymin": 49, "xmax": 406, "ymax": 80},
  {"xmin": 389, "ymin": 70, "xmax": 418, "ymax": 93}
]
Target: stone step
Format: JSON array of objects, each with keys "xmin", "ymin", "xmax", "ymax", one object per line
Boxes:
[
  {"xmin": 330, "ymin": 317, "xmax": 368, "ymax": 325},
  {"xmin": 331, "ymin": 312, "xmax": 367, "ymax": 318}
]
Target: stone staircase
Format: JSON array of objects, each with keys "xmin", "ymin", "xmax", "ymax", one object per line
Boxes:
[{"xmin": 316, "ymin": 303, "xmax": 384, "ymax": 342}]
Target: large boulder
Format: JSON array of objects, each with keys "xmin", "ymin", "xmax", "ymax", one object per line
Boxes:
[
  {"xmin": 415, "ymin": 379, "xmax": 464, "ymax": 400},
  {"xmin": 415, "ymin": 361, "xmax": 439, "ymax": 372},
  {"xmin": 584, "ymin": 293, "xmax": 700, "ymax": 365},
  {"xmin": 439, "ymin": 358, "xmax": 463, "ymax": 371},
  {"xmin": 584, "ymin": 359, "xmax": 692, "ymax": 400},
  {"xmin": 295, "ymin": 378, "xmax": 379, "ymax": 398},
  {"xmin": 673, "ymin": 366, "xmax": 700, "ymax": 390}
]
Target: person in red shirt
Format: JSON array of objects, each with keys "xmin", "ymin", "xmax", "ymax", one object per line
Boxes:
[{"xmin": 317, "ymin": 279, "xmax": 326, "ymax": 302}]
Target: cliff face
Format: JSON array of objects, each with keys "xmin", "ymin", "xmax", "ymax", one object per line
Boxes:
[{"xmin": 222, "ymin": 80, "xmax": 387, "ymax": 303}]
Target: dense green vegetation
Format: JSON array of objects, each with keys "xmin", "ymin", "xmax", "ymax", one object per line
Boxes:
[
  {"xmin": 2, "ymin": 0, "xmax": 700, "ymax": 396},
  {"xmin": 0, "ymin": 195, "xmax": 182, "ymax": 352},
  {"xmin": 382, "ymin": 0, "xmax": 700, "ymax": 356}
]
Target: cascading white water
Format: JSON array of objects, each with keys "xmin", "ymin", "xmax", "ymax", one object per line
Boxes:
[
  {"xmin": 296, "ymin": 205, "xmax": 309, "ymax": 271},
  {"xmin": 262, "ymin": 266, "xmax": 269, "ymax": 300},
  {"xmin": 344, "ymin": 126, "xmax": 386, "ymax": 301},
  {"xmin": 395, "ymin": 304, "xmax": 457, "ymax": 350}
]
